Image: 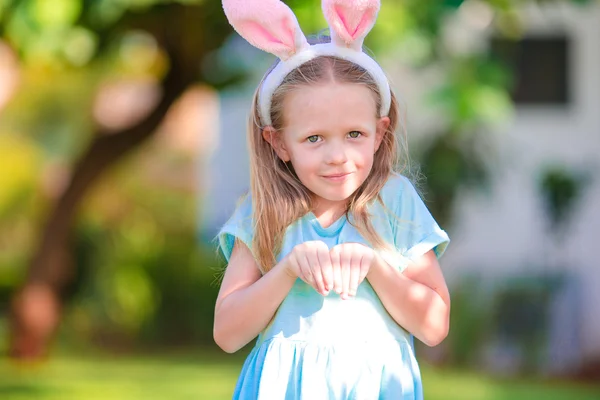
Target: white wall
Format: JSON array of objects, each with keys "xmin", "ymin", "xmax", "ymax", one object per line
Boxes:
[
  {"xmin": 201, "ymin": 89, "xmax": 252, "ymax": 240},
  {"xmin": 432, "ymin": 2, "xmax": 600, "ymax": 361},
  {"xmin": 201, "ymin": 40, "xmax": 274, "ymax": 240}
]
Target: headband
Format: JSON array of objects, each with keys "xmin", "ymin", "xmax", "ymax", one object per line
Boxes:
[{"xmin": 222, "ymin": 0, "xmax": 391, "ymax": 127}]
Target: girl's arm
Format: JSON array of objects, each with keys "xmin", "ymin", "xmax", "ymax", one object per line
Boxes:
[
  {"xmin": 366, "ymin": 249, "xmax": 450, "ymax": 347},
  {"xmin": 213, "ymin": 239, "xmax": 297, "ymax": 353}
]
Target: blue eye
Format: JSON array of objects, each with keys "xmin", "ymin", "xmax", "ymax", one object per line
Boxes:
[
  {"xmin": 307, "ymin": 135, "xmax": 320, "ymax": 143},
  {"xmin": 348, "ymin": 131, "xmax": 362, "ymax": 138}
]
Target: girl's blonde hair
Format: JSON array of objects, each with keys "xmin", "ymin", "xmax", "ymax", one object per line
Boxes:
[{"xmin": 247, "ymin": 53, "xmax": 407, "ymax": 273}]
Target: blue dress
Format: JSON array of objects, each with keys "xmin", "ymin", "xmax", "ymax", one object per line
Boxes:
[{"xmin": 218, "ymin": 173, "xmax": 450, "ymax": 399}]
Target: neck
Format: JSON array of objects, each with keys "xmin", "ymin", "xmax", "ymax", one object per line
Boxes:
[{"xmin": 311, "ymin": 198, "xmax": 348, "ymax": 223}]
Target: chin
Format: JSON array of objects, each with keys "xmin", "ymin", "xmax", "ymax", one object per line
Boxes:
[{"xmin": 315, "ymin": 185, "xmax": 361, "ymax": 203}]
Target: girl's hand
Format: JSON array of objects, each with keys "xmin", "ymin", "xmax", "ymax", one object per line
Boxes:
[
  {"xmin": 284, "ymin": 240, "xmax": 333, "ymax": 296},
  {"xmin": 330, "ymin": 243, "xmax": 375, "ymax": 300}
]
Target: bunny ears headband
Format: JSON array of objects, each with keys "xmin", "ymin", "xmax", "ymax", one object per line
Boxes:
[{"xmin": 222, "ymin": 0, "xmax": 391, "ymax": 126}]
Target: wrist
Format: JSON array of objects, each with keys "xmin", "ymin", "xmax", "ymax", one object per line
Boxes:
[
  {"xmin": 278, "ymin": 254, "xmax": 298, "ymax": 280},
  {"xmin": 367, "ymin": 251, "xmax": 386, "ymax": 278}
]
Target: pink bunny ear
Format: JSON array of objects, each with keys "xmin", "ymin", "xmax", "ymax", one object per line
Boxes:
[
  {"xmin": 322, "ymin": 0, "xmax": 380, "ymax": 51},
  {"xmin": 222, "ymin": 0, "xmax": 309, "ymax": 61}
]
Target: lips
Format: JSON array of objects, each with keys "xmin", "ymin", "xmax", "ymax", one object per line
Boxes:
[{"xmin": 323, "ymin": 172, "xmax": 351, "ymax": 178}]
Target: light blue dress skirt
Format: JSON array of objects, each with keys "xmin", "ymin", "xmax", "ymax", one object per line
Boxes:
[{"xmin": 232, "ymin": 278, "xmax": 423, "ymax": 400}]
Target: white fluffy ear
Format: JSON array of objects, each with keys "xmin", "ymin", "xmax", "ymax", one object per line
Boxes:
[
  {"xmin": 222, "ymin": 0, "xmax": 309, "ymax": 61},
  {"xmin": 322, "ymin": 0, "xmax": 380, "ymax": 51}
]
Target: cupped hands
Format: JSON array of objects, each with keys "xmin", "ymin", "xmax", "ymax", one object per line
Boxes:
[{"xmin": 284, "ymin": 241, "xmax": 376, "ymax": 299}]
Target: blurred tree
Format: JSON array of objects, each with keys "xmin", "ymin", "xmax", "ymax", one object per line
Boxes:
[{"xmin": 0, "ymin": 0, "xmax": 232, "ymax": 359}]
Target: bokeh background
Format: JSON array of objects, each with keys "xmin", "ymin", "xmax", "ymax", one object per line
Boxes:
[{"xmin": 1, "ymin": 0, "xmax": 599, "ymax": 398}]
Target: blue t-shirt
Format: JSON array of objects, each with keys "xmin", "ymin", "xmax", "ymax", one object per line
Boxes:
[{"xmin": 217, "ymin": 173, "xmax": 449, "ymax": 400}]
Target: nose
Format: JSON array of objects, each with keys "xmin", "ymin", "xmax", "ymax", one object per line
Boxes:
[{"xmin": 325, "ymin": 142, "xmax": 348, "ymax": 165}]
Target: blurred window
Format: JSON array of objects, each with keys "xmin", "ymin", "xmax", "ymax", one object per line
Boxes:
[{"xmin": 491, "ymin": 36, "xmax": 569, "ymax": 105}]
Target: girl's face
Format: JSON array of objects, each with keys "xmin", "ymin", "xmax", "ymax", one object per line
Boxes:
[{"xmin": 264, "ymin": 82, "xmax": 390, "ymax": 214}]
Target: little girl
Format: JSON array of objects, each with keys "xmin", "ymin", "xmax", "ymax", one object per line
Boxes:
[{"xmin": 214, "ymin": 1, "xmax": 451, "ymax": 398}]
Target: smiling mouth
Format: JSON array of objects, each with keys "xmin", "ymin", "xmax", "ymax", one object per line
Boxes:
[{"xmin": 322, "ymin": 172, "xmax": 352, "ymax": 179}]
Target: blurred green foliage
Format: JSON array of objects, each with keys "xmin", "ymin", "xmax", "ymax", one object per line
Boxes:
[
  {"xmin": 444, "ymin": 275, "xmax": 494, "ymax": 367},
  {"xmin": 442, "ymin": 271, "xmax": 576, "ymax": 376},
  {"xmin": 539, "ymin": 166, "xmax": 589, "ymax": 235},
  {"xmin": 0, "ymin": 0, "xmax": 226, "ymax": 348},
  {"xmin": 0, "ymin": 0, "xmax": 209, "ymax": 67},
  {"xmin": 61, "ymin": 145, "xmax": 225, "ymax": 346}
]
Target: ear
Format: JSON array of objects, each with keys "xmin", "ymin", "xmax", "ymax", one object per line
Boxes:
[
  {"xmin": 262, "ymin": 126, "xmax": 291, "ymax": 162},
  {"xmin": 374, "ymin": 116, "xmax": 390, "ymax": 152},
  {"xmin": 322, "ymin": 0, "xmax": 381, "ymax": 51},
  {"xmin": 222, "ymin": 0, "xmax": 309, "ymax": 61}
]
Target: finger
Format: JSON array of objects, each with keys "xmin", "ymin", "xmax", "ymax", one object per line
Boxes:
[
  {"xmin": 349, "ymin": 249, "xmax": 362, "ymax": 297},
  {"xmin": 306, "ymin": 247, "xmax": 327, "ymax": 295},
  {"xmin": 297, "ymin": 250, "xmax": 314, "ymax": 287},
  {"xmin": 317, "ymin": 244, "xmax": 333, "ymax": 293},
  {"xmin": 330, "ymin": 246, "xmax": 342, "ymax": 294},
  {"xmin": 340, "ymin": 245, "xmax": 351, "ymax": 299},
  {"xmin": 358, "ymin": 250, "xmax": 373, "ymax": 286}
]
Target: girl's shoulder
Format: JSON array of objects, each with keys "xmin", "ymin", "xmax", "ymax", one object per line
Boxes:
[
  {"xmin": 378, "ymin": 172, "xmax": 420, "ymax": 207},
  {"xmin": 225, "ymin": 192, "xmax": 253, "ymax": 225},
  {"xmin": 376, "ymin": 172, "xmax": 450, "ymax": 261},
  {"xmin": 217, "ymin": 192, "xmax": 253, "ymax": 262}
]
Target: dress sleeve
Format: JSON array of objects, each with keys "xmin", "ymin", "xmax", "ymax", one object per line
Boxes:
[
  {"xmin": 378, "ymin": 174, "xmax": 450, "ymax": 272},
  {"xmin": 217, "ymin": 194, "xmax": 254, "ymax": 262}
]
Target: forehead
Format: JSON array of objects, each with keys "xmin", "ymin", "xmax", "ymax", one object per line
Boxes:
[{"xmin": 282, "ymin": 82, "xmax": 378, "ymax": 132}]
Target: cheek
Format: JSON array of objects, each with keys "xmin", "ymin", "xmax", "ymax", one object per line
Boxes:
[
  {"xmin": 293, "ymin": 156, "xmax": 318, "ymax": 173},
  {"xmin": 359, "ymin": 154, "xmax": 375, "ymax": 173},
  {"xmin": 354, "ymin": 145, "xmax": 375, "ymax": 167},
  {"xmin": 289, "ymin": 148, "xmax": 319, "ymax": 175}
]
